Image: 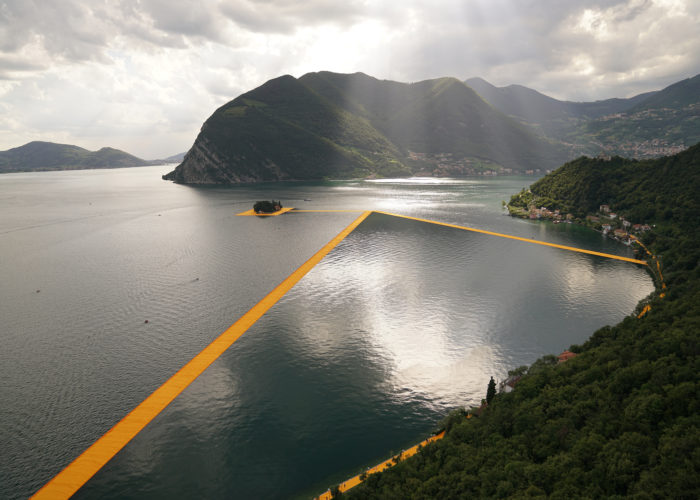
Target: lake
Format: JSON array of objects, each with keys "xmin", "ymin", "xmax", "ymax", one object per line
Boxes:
[{"xmin": 0, "ymin": 166, "xmax": 654, "ymax": 499}]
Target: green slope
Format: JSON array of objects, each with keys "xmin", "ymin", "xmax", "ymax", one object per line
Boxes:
[
  {"xmin": 302, "ymin": 72, "xmax": 569, "ymax": 171},
  {"xmin": 382, "ymin": 77, "xmax": 568, "ymax": 170},
  {"xmin": 345, "ymin": 143, "xmax": 700, "ymax": 499},
  {"xmin": 465, "ymin": 74, "xmax": 699, "ymax": 159},
  {"xmin": 565, "ymin": 75, "xmax": 700, "ymax": 158},
  {"xmin": 0, "ymin": 141, "xmax": 152, "ymax": 172},
  {"xmin": 630, "ymin": 74, "xmax": 700, "ymax": 111},
  {"xmin": 464, "ymin": 77, "xmax": 656, "ymax": 135},
  {"xmin": 164, "ymin": 74, "xmax": 409, "ymax": 184}
]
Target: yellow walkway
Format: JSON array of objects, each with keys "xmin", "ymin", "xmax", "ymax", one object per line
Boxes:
[
  {"xmin": 31, "ymin": 211, "xmax": 371, "ymax": 500},
  {"xmin": 315, "ymin": 431, "xmax": 446, "ymax": 500},
  {"xmin": 375, "ymin": 211, "xmax": 647, "ymax": 265},
  {"xmin": 632, "ymin": 240, "xmax": 666, "ymax": 318},
  {"xmin": 237, "ymin": 207, "xmax": 294, "ymax": 216}
]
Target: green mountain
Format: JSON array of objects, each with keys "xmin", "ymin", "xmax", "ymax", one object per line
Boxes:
[
  {"xmin": 465, "ymin": 76, "xmax": 656, "ymax": 137},
  {"xmin": 466, "ymin": 77, "xmax": 657, "ymax": 121},
  {"xmin": 572, "ymin": 74, "xmax": 700, "ymax": 158},
  {"xmin": 0, "ymin": 141, "xmax": 154, "ymax": 173},
  {"xmin": 346, "ymin": 143, "xmax": 700, "ymax": 498},
  {"xmin": 164, "ymin": 74, "xmax": 410, "ymax": 184},
  {"xmin": 164, "ymin": 72, "xmax": 569, "ymax": 184},
  {"xmin": 466, "ymin": 75, "xmax": 699, "ymax": 159},
  {"xmin": 630, "ymin": 74, "xmax": 700, "ymax": 111},
  {"xmin": 302, "ymin": 72, "xmax": 568, "ymax": 172}
]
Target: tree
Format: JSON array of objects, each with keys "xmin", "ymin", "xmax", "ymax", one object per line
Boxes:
[{"xmin": 486, "ymin": 377, "xmax": 496, "ymax": 405}]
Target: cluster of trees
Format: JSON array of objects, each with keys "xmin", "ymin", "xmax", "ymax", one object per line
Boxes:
[
  {"xmin": 346, "ymin": 143, "xmax": 700, "ymax": 498},
  {"xmin": 509, "ymin": 144, "xmax": 699, "ymax": 223},
  {"xmin": 253, "ymin": 200, "xmax": 282, "ymax": 213}
]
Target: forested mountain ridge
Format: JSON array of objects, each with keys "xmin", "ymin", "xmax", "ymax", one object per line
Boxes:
[
  {"xmin": 509, "ymin": 143, "xmax": 700, "ymax": 226},
  {"xmin": 468, "ymin": 74, "xmax": 700, "ymax": 159},
  {"xmin": 163, "ymin": 74, "xmax": 411, "ymax": 184},
  {"xmin": 0, "ymin": 141, "xmax": 156, "ymax": 173},
  {"xmin": 465, "ymin": 76, "xmax": 657, "ymax": 125},
  {"xmin": 301, "ymin": 72, "xmax": 567, "ymax": 172},
  {"xmin": 345, "ymin": 143, "xmax": 700, "ymax": 499},
  {"xmin": 163, "ymin": 72, "xmax": 568, "ymax": 184}
]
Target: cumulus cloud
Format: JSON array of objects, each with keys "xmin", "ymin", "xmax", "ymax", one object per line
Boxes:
[
  {"xmin": 0, "ymin": 0, "xmax": 697, "ymax": 157},
  {"xmin": 220, "ymin": 0, "xmax": 368, "ymax": 34}
]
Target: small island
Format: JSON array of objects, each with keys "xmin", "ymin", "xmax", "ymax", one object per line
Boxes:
[{"xmin": 253, "ymin": 200, "xmax": 283, "ymax": 214}]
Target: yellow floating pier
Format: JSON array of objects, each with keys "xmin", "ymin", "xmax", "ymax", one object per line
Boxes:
[
  {"xmin": 237, "ymin": 207, "xmax": 294, "ymax": 216},
  {"xmin": 376, "ymin": 211, "xmax": 647, "ymax": 265},
  {"xmin": 315, "ymin": 431, "xmax": 446, "ymax": 500}
]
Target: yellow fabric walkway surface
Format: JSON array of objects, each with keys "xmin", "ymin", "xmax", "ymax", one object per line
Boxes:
[
  {"xmin": 31, "ymin": 211, "xmax": 371, "ymax": 500},
  {"xmin": 376, "ymin": 211, "xmax": 648, "ymax": 265},
  {"xmin": 292, "ymin": 209, "xmax": 368, "ymax": 213},
  {"xmin": 315, "ymin": 431, "xmax": 447, "ymax": 500},
  {"xmin": 237, "ymin": 207, "xmax": 294, "ymax": 216}
]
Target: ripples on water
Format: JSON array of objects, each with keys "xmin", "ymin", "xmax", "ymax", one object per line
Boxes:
[{"xmin": 0, "ymin": 168, "xmax": 654, "ymax": 499}]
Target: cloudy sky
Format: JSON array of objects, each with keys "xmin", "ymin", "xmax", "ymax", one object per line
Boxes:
[{"xmin": 1, "ymin": 0, "xmax": 698, "ymax": 159}]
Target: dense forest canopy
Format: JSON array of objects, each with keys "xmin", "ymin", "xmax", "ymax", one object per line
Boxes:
[{"xmin": 344, "ymin": 143, "xmax": 700, "ymax": 499}]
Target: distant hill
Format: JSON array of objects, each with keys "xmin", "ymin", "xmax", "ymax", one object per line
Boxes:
[
  {"xmin": 465, "ymin": 75, "xmax": 699, "ymax": 158},
  {"xmin": 0, "ymin": 141, "xmax": 155, "ymax": 173},
  {"xmin": 161, "ymin": 152, "xmax": 186, "ymax": 163},
  {"xmin": 465, "ymin": 77, "xmax": 656, "ymax": 128},
  {"xmin": 165, "ymin": 72, "xmax": 568, "ymax": 184},
  {"xmin": 572, "ymin": 74, "xmax": 700, "ymax": 158},
  {"xmin": 629, "ymin": 74, "xmax": 700, "ymax": 111}
]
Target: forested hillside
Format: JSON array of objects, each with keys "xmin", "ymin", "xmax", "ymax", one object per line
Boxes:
[
  {"xmin": 0, "ymin": 141, "xmax": 153, "ymax": 172},
  {"xmin": 467, "ymin": 74, "xmax": 699, "ymax": 159},
  {"xmin": 345, "ymin": 144, "xmax": 700, "ymax": 499}
]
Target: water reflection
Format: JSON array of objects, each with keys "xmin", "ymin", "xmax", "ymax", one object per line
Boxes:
[{"xmin": 1, "ymin": 170, "xmax": 656, "ymax": 500}]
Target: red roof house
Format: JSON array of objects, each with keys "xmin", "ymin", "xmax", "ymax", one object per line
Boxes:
[{"xmin": 558, "ymin": 350, "xmax": 577, "ymax": 363}]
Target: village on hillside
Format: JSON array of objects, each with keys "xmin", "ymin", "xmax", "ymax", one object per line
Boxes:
[{"xmin": 523, "ymin": 203, "xmax": 652, "ymax": 245}]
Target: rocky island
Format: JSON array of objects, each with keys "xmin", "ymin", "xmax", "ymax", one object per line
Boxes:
[{"xmin": 253, "ymin": 200, "xmax": 283, "ymax": 214}]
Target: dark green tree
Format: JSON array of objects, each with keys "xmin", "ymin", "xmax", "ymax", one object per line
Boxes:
[{"xmin": 486, "ymin": 376, "xmax": 496, "ymax": 405}]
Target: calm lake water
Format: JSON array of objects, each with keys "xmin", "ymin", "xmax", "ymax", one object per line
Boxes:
[{"xmin": 0, "ymin": 166, "xmax": 653, "ymax": 499}]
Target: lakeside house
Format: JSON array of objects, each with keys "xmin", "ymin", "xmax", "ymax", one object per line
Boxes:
[
  {"xmin": 518, "ymin": 202, "xmax": 651, "ymax": 246},
  {"xmin": 499, "ymin": 375, "xmax": 523, "ymax": 393},
  {"xmin": 558, "ymin": 350, "xmax": 577, "ymax": 363}
]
